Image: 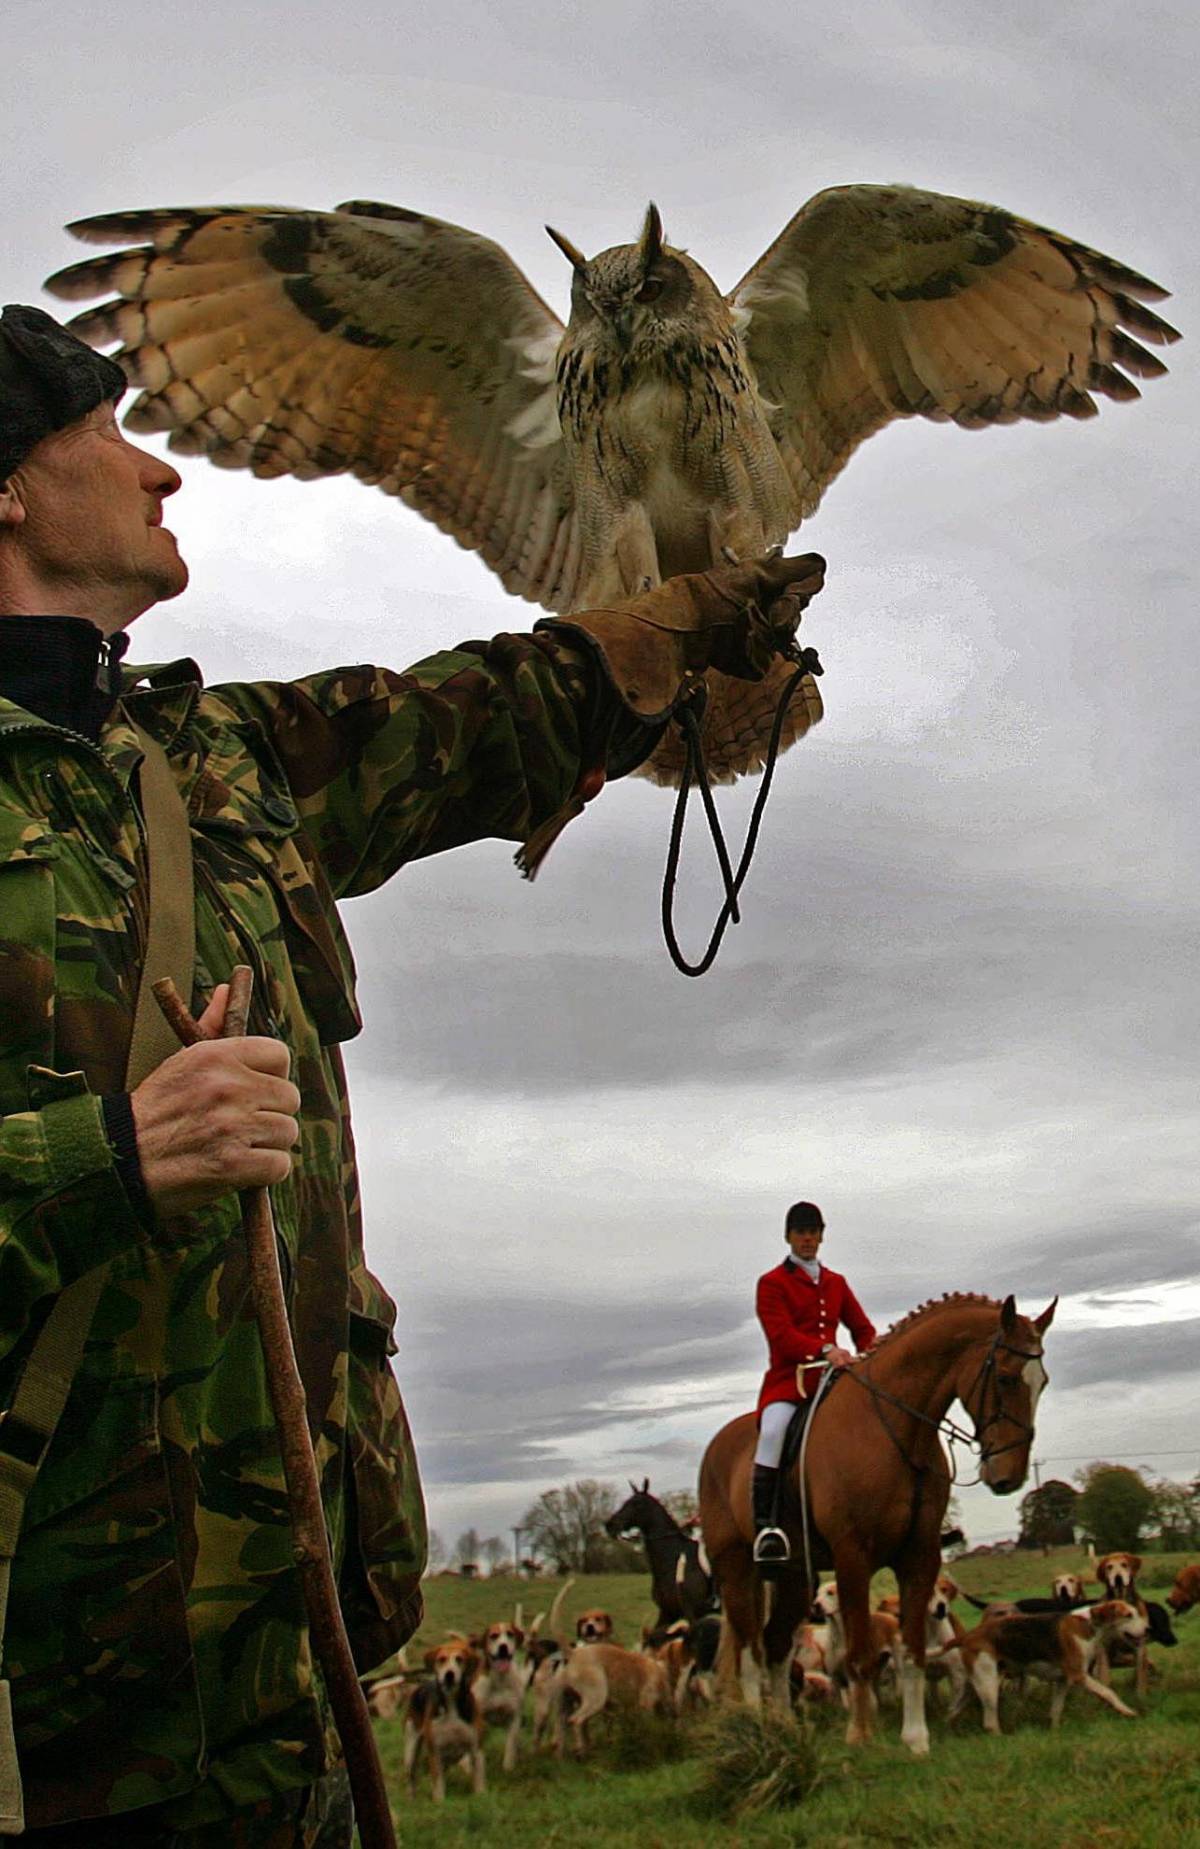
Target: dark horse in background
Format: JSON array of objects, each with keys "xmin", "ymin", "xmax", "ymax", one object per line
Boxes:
[
  {"xmin": 699, "ymin": 1293, "xmax": 1056, "ymax": 1754},
  {"xmin": 606, "ymin": 1480, "xmax": 719, "ymax": 1625}
]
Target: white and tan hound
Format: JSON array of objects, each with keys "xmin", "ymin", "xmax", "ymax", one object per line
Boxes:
[
  {"xmin": 403, "ymin": 1637, "xmax": 485, "ymax": 1801},
  {"xmin": 813, "ymin": 1580, "xmax": 899, "ymax": 1707},
  {"xmin": 469, "ymin": 1619, "xmax": 529, "ymax": 1771},
  {"xmin": 555, "ymin": 1641, "xmax": 671, "ymax": 1755},
  {"xmin": 882, "ymin": 1575, "xmax": 969, "ymax": 1712},
  {"xmin": 1095, "ymin": 1554, "xmax": 1150, "ymax": 1692},
  {"xmin": 951, "ymin": 1600, "xmax": 1146, "ymax": 1732},
  {"xmin": 575, "ymin": 1608, "xmax": 616, "ymax": 1645}
]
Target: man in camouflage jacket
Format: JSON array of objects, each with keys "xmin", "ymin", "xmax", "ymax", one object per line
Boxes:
[{"xmin": 0, "ymin": 306, "xmax": 824, "ymax": 1845}]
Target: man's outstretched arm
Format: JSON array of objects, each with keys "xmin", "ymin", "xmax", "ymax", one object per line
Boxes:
[{"xmin": 222, "ymin": 554, "xmax": 824, "ymax": 899}]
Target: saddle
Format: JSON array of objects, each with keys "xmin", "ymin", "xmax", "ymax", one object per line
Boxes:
[
  {"xmin": 779, "ymin": 1397, "xmax": 816, "ymax": 1476},
  {"xmin": 764, "ymin": 1388, "xmax": 836, "ymax": 1577}
]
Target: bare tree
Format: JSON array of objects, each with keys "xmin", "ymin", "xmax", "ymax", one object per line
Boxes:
[
  {"xmin": 453, "ymin": 1526, "xmax": 482, "ymax": 1571},
  {"xmin": 659, "ymin": 1487, "xmax": 700, "ymax": 1527},
  {"xmin": 480, "ymin": 1535, "xmax": 509, "ymax": 1574},
  {"xmin": 425, "ymin": 1528, "xmax": 446, "ymax": 1572},
  {"xmin": 520, "ymin": 1480, "xmax": 620, "ymax": 1572}
]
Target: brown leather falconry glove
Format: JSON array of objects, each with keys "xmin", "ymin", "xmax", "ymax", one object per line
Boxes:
[
  {"xmin": 516, "ymin": 552, "xmax": 825, "ymax": 877},
  {"xmin": 538, "ymin": 551, "xmax": 826, "ymax": 724}
]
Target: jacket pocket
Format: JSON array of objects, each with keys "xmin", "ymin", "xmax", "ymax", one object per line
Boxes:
[
  {"xmin": 194, "ymin": 814, "xmax": 361, "ymax": 1048},
  {"xmin": 8, "ymin": 1376, "xmax": 203, "ymax": 1825},
  {"xmin": 340, "ymin": 1271, "xmax": 426, "ymax": 1672},
  {"xmin": 0, "ymin": 810, "xmax": 57, "ymax": 1114}
]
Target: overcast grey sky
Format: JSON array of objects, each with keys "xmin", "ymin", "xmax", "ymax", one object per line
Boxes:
[{"xmin": 5, "ymin": 0, "xmax": 1197, "ymax": 1551}]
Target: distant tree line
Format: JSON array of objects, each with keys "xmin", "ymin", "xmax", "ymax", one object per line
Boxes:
[
  {"xmin": 1018, "ymin": 1465, "xmax": 1200, "ymax": 1553},
  {"xmin": 424, "ymin": 1481, "xmax": 696, "ymax": 1576},
  {"xmin": 428, "ymin": 1460, "xmax": 1199, "ymax": 1576}
]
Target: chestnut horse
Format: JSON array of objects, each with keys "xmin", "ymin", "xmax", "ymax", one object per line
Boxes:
[{"xmin": 699, "ymin": 1292, "xmax": 1056, "ymax": 1754}]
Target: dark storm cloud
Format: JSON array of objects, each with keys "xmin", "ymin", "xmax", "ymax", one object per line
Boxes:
[
  {"xmin": 1007, "ymin": 1211, "xmax": 1200, "ymax": 1301},
  {"xmin": 349, "ymin": 855, "xmax": 1194, "ymax": 1098},
  {"xmin": 403, "ymin": 1290, "xmax": 757, "ymax": 1484},
  {"xmin": 1050, "ymin": 1321, "xmax": 1200, "ymax": 1390},
  {"xmin": 409, "ymin": 1292, "xmax": 745, "ymax": 1403}
]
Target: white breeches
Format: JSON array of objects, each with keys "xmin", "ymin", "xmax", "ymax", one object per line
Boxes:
[{"xmin": 754, "ymin": 1401, "xmax": 800, "ymax": 1468}]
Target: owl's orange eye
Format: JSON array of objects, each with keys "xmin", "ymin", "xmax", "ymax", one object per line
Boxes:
[{"xmin": 635, "ymin": 278, "xmax": 664, "ymax": 305}]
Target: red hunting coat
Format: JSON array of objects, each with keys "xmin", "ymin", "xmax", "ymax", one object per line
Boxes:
[{"xmin": 756, "ymin": 1260, "xmax": 877, "ymax": 1415}]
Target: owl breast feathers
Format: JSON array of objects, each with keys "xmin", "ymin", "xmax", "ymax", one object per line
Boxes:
[{"xmin": 46, "ymin": 184, "xmax": 1176, "ymax": 783}]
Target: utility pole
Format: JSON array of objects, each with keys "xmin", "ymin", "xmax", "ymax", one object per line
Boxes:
[{"xmin": 1033, "ymin": 1458, "xmax": 1048, "ymax": 1554}]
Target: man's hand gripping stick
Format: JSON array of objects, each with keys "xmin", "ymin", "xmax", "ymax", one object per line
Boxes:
[{"xmin": 153, "ymin": 967, "xmax": 397, "ymax": 1849}]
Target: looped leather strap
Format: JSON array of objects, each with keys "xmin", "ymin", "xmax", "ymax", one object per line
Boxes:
[
  {"xmin": 661, "ymin": 648, "xmax": 822, "ymax": 977},
  {"xmin": 0, "ymin": 718, "xmax": 195, "ymax": 1835}
]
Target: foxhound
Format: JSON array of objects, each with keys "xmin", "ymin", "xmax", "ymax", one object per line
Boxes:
[
  {"xmin": 881, "ymin": 1576, "xmax": 969, "ymax": 1712},
  {"xmin": 1095, "ymin": 1554, "xmax": 1150, "ymax": 1692},
  {"xmin": 1167, "ymin": 1562, "xmax": 1200, "ymax": 1615},
  {"xmin": 555, "ymin": 1642, "xmax": 670, "ymax": 1756},
  {"xmin": 812, "ymin": 1580, "xmax": 899, "ymax": 1706},
  {"xmin": 470, "ymin": 1620, "xmax": 528, "ymax": 1771},
  {"xmin": 575, "ymin": 1608, "xmax": 616, "ymax": 1645},
  {"xmin": 951, "ymin": 1600, "xmax": 1147, "ymax": 1732},
  {"xmin": 403, "ymin": 1638, "xmax": 485, "ymax": 1801}
]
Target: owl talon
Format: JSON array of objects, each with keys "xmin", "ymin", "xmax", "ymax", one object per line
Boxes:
[{"xmin": 721, "ymin": 545, "xmax": 741, "ymax": 565}]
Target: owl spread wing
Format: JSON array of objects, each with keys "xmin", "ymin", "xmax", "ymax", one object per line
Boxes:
[
  {"xmin": 46, "ymin": 203, "xmax": 583, "ymax": 610},
  {"xmin": 729, "ymin": 184, "xmax": 1179, "ymax": 522}
]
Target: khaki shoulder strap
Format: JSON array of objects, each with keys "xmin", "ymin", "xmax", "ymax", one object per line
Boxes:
[
  {"xmin": 124, "ymin": 723, "xmax": 197, "ymax": 1088},
  {"xmin": 0, "ymin": 719, "xmax": 195, "ymax": 1834}
]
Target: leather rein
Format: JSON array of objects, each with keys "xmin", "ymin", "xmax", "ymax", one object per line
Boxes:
[
  {"xmin": 661, "ymin": 643, "xmax": 823, "ymax": 977},
  {"xmin": 839, "ymin": 1327, "xmax": 1045, "ymax": 1490}
]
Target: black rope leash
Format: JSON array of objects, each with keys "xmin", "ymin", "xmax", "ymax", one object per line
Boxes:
[{"xmin": 661, "ymin": 645, "xmax": 823, "ymax": 977}]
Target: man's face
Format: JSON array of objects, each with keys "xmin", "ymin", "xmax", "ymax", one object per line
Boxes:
[
  {"xmin": 3, "ymin": 403, "xmax": 187, "ymax": 628},
  {"xmin": 787, "ymin": 1225, "xmax": 824, "ymax": 1263}
]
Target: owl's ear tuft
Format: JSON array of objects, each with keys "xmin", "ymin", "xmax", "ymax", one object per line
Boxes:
[
  {"xmin": 546, "ymin": 225, "xmax": 588, "ymax": 275},
  {"xmin": 639, "ymin": 203, "xmax": 664, "ymax": 271}
]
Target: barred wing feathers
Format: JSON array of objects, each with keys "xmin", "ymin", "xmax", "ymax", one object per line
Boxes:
[
  {"xmin": 730, "ymin": 184, "xmax": 1179, "ymax": 522},
  {"xmin": 641, "ymin": 656, "xmax": 824, "ymax": 787},
  {"xmin": 46, "ymin": 203, "xmax": 582, "ymax": 610}
]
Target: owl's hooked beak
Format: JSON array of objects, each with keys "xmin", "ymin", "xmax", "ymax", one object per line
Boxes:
[{"xmin": 546, "ymin": 225, "xmax": 588, "ymax": 276}]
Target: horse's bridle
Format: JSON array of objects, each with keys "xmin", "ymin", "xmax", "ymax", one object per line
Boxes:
[
  {"xmin": 959, "ymin": 1331, "xmax": 1046, "ymax": 1469},
  {"xmin": 840, "ymin": 1325, "xmax": 1046, "ymax": 1486}
]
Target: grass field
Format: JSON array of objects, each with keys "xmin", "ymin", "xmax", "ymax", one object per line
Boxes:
[{"xmin": 367, "ymin": 1546, "xmax": 1200, "ymax": 1847}]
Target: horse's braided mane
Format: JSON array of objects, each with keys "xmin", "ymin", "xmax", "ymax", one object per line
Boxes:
[{"xmin": 870, "ymin": 1291, "xmax": 1002, "ymax": 1354}]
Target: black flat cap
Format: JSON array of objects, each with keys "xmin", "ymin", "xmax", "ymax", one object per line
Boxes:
[{"xmin": 0, "ymin": 305, "xmax": 126, "ymax": 482}]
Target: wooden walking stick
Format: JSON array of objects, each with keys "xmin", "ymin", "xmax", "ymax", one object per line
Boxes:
[{"xmin": 154, "ymin": 966, "xmax": 398, "ymax": 1849}]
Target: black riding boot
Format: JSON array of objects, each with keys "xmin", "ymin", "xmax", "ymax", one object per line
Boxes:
[{"xmin": 751, "ymin": 1464, "xmax": 791, "ymax": 1574}]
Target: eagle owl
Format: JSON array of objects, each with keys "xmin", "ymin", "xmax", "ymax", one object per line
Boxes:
[{"xmin": 46, "ymin": 188, "xmax": 1176, "ymax": 783}]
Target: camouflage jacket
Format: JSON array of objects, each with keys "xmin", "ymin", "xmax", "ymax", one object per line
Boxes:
[{"xmin": 0, "ymin": 628, "xmax": 622, "ymax": 1828}]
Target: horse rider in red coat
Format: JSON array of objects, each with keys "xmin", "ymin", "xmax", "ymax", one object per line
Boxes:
[{"xmin": 752, "ymin": 1200, "xmax": 877, "ymax": 1567}]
